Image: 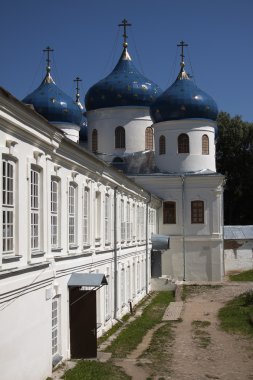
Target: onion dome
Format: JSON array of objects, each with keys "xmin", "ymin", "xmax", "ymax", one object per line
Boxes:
[
  {"xmin": 23, "ymin": 47, "xmax": 82, "ymax": 126},
  {"xmin": 150, "ymin": 42, "xmax": 218, "ymax": 123},
  {"xmin": 85, "ymin": 47, "xmax": 162, "ymax": 111}
]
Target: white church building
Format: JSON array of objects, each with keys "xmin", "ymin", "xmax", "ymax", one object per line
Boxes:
[{"xmin": 0, "ymin": 22, "xmax": 224, "ymax": 380}]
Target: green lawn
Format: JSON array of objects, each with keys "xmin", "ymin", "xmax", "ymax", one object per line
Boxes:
[
  {"xmin": 105, "ymin": 291, "xmax": 174, "ymax": 357},
  {"xmin": 229, "ymin": 269, "xmax": 253, "ymax": 282},
  {"xmin": 61, "ymin": 361, "xmax": 130, "ymax": 380},
  {"xmin": 218, "ymin": 291, "xmax": 253, "ymax": 336}
]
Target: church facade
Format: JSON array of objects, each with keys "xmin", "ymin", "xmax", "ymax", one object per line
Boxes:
[{"xmin": 0, "ymin": 24, "xmax": 224, "ymax": 380}]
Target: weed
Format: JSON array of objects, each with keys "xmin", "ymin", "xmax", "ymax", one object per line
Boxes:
[
  {"xmin": 229, "ymin": 269, "xmax": 253, "ymax": 282},
  {"xmin": 182, "ymin": 284, "xmax": 222, "ymax": 300},
  {"xmin": 61, "ymin": 360, "xmax": 130, "ymax": 380},
  {"xmin": 105, "ymin": 291, "xmax": 174, "ymax": 358},
  {"xmin": 218, "ymin": 291, "xmax": 253, "ymax": 336},
  {"xmin": 192, "ymin": 319, "xmax": 211, "ymax": 348},
  {"xmin": 191, "ymin": 320, "xmax": 211, "ymax": 328}
]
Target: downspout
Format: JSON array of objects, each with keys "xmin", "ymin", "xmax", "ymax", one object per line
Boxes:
[
  {"xmin": 181, "ymin": 175, "xmax": 186, "ymax": 281},
  {"xmin": 114, "ymin": 186, "xmax": 118, "ymax": 319},
  {"xmin": 145, "ymin": 192, "xmax": 152, "ymax": 294}
]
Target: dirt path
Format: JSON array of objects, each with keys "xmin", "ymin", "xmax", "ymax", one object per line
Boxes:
[
  {"xmin": 169, "ymin": 283, "xmax": 253, "ymax": 380},
  {"xmin": 115, "ymin": 282, "xmax": 253, "ymax": 380}
]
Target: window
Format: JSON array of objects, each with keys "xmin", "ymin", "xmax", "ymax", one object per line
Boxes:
[
  {"xmin": 126, "ymin": 202, "xmax": 131, "ymax": 241},
  {"xmin": 2, "ymin": 159, "xmax": 15, "ymax": 254},
  {"xmin": 163, "ymin": 201, "xmax": 176, "ymax": 224},
  {"xmin": 105, "ymin": 194, "xmax": 110, "ymax": 244},
  {"xmin": 121, "ymin": 199, "xmax": 125, "ymax": 241},
  {"xmin": 120, "ymin": 265, "xmax": 125, "ymax": 307},
  {"xmin": 95, "ymin": 191, "xmax": 101, "ymax": 242},
  {"xmin": 83, "ymin": 187, "xmax": 90, "ymax": 246},
  {"xmin": 52, "ymin": 297, "xmax": 60, "ymax": 357},
  {"xmin": 31, "ymin": 168, "xmax": 40, "ymax": 250},
  {"xmin": 115, "ymin": 126, "xmax": 125, "ymax": 149},
  {"xmin": 92, "ymin": 129, "xmax": 98, "ymax": 152},
  {"xmin": 202, "ymin": 135, "xmax": 209, "ymax": 155},
  {"xmin": 159, "ymin": 135, "xmax": 166, "ymax": 155},
  {"xmin": 69, "ymin": 183, "xmax": 77, "ymax": 246},
  {"xmin": 178, "ymin": 133, "xmax": 189, "ymax": 153},
  {"xmin": 145, "ymin": 127, "xmax": 153, "ymax": 150},
  {"xmin": 51, "ymin": 178, "xmax": 60, "ymax": 248},
  {"xmin": 191, "ymin": 200, "xmax": 204, "ymax": 224}
]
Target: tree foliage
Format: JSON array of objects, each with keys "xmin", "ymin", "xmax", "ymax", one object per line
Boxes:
[{"xmin": 216, "ymin": 112, "xmax": 253, "ymax": 225}]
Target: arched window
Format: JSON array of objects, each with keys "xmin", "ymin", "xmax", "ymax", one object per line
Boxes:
[
  {"xmin": 92, "ymin": 129, "xmax": 98, "ymax": 152},
  {"xmin": 159, "ymin": 135, "xmax": 166, "ymax": 155},
  {"xmin": 178, "ymin": 133, "xmax": 189, "ymax": 153},
  {"xmin": 115, "ymin": 126, "xmax": 125, "ymax": 148},
  {"xmin": 145, "ymin": 127, "xmax": 153, "ymax": 150},
  {"xmin": 202, "ymin": 134, "xmax": 209, "ymax": 155},
  {"xmin": 191, "ymin": 200, "xmax": 204, "ymax": 224}
]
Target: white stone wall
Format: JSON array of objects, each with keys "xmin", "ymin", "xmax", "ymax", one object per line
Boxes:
[
  {"xmin": 154, "ymin": 119, "xmax": 216, "ymax": 173},
  {"xmin": 86, "ymin": 106, "xmax": 153, "ymax": 160},
  {"xmin": 224, "ymin": 241, "xmax": 253, "ymax": 273},
  {"xmin": 0, "ymin": 91, "xmax": 159, "ymax": 380}
]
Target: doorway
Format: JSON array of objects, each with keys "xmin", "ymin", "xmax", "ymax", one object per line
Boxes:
[{"xmin": 69, "ymin": 288, "xmax": 97, "ymax": 358}]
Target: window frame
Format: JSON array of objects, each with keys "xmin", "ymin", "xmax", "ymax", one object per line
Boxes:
[
  {"xmin": 30, "ymin": 166, "xmax": 41, "ymax": 252},
  {"xmin": 159, "ymin": 135, "xmax": 166, "ymax": 155},
  {"xmin": 2, "ymin": 158, "xmax": 16, "ymax": 255},
  {"xmin": 68, "ymin": 182, "xmax": 78, "ymax": 247},
  {"xmin": 191, "ymin": 200, "xmax": 204, "ymax": 224},
  {"xmin": 178, "ymin": 133, "xmax": 189, "ymax": 153},
  {"xmin": 91, "ymin": 129, "xmax": 98, "ymax": 153},
  {"xmin": 145, "ymin": 127, "xmax": 153, "ymax": 150},
  {"xmin": 202, "ymin": 134, "xmax": 209, "ymax": 155},
  {"xmin": 115, "ymin": 126, "xmax": 126, "ymax": 149},
  {"xmin": 104, "ymin": 193, "xmax": 110, "ymax": 244},
  {"xmin": 51, "ymin": 177, "xmax": 61, "ymax": 249},
  {"xmin": 163, "ymin": 201, "xmax": 176, "ymax": 224},
  {"xmin": 83, "ymin": 186, "xmax": 90, "ymax": 247}
]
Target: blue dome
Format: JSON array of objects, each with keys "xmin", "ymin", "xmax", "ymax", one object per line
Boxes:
[
  {"xmin": 150, "ymin": 67, "xmax": 218, "ymax": 123},
  {"xmin": 23, "ymin": 70, "xmax": 82, "ymax": 125},
  {"xmin": 85, "ymin": 48, "xmax": 162, "ymax": 111}
]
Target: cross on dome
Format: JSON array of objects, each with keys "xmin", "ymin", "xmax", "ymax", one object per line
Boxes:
[
  {"xmin": 74, "ymin": 76, "xmax": 82, "ymax": 103},
  {"xmin": 118, "ymin": 19, "xmax": 132, "ymax": 48},
  {"xmin": 43, "ymin": 46, "xmax": 54, "ymax": 73}
]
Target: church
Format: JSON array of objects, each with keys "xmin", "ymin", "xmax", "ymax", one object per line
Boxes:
[{"xmin": 0, "ymin": 20, "xmax": 224, "ymax": 380}]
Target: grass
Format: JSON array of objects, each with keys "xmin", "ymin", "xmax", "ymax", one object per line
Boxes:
[
  {"xmin": 229, "ymin": 269, "xmax": 253, "ymax": 282},
  {"xmin": 140, "ymin": 321, "xmax": 175, "ymax": 377},
  {"xmin": 191, "ymin": 320, "xmax": 211, "ymax": 348},
  {"xmin": 105, "ymin": 291, "xmax": 174, "ymax": 358},
  {"xmin": 61, "ymin": 361, "xmax": 130, "ymax": 380},
  {"xmin": 181, "ymin": 284, "xmax": 222, "ymax": 301},
  {"xmin": 218, "ymin": 291, "xmax": 253, "ymax": 336}
]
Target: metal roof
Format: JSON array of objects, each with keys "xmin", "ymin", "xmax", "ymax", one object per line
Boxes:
[
  {"xmin": 68, "ymin": 273, "xmax": 108, "ymax": 287},
  {"xmin": 224, "ymin": 226, "xmax": 253, "ymax": 240}
]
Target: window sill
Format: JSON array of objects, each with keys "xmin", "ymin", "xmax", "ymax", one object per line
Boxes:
[
  {"xmin": 105, "ymin": 315, "xmax": 111, "ymax": 322},
  {"xmin": 83, "ymin": 245, "xmax": 91, "ymax": 250},
  {"xmin": 69, "ymin": 245, "xmax": 79, "ymax": 250},
  {"xmin": 52, "ymin": 354, "xmax": 63, "ymax": 368},
  {"xmin": 105, "ymin": 242, "xmax": 111, "ymax": 246},
  {"xmin": 31, "ymin": 251, "xmax": 45, "ymax": 258},
  {"xmin": 52, "ymin": 247, "xmax": 63, "ymax": 253},
  {"xmin": 2, "ymin": 254, "xmax": 22, "ymax": 263}
]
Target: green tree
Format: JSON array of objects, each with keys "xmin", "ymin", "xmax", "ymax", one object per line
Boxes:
[{"xmin": 216, "ymin": 112, "xmax": 253, "ymax": 225}]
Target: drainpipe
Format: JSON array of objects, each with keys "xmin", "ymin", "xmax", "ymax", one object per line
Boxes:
[
  {"xmin": 181, "ymin": 175, "xmax": 186, "ymax": 281},
  {"xmin": 114, "ymin": 186, "xmax": 118, "ymax": 319},
  {"xmin": 145, "ymin": 192, "xmax": 152, "ymax": 294}
]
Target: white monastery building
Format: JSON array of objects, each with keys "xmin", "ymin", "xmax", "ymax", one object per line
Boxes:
[{"xmin": 0, "ymin": 21, "xmax": 224, "ymax": 380}]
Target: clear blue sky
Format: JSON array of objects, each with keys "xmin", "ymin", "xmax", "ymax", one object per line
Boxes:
[{"xmin": 1, "ymin": 0, "xmax": 252, "ymax": 121}]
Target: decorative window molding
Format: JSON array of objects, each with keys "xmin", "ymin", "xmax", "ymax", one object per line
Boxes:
[
  {"xmin": 178, "ymin": 133, "xmax": 189, "ymax": 153},
  {"xmin": 163, "ymin": 201, "xmax": 176, "ymax": 224}
]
